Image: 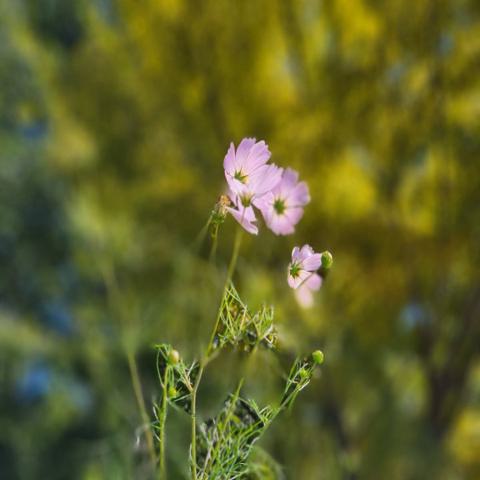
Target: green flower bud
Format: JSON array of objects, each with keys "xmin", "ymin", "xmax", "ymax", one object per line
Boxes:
[
  {"xmin": 321, "ymin": 251, "xmax": 333, "ymax": 270},
  {"xmin": 299, "ymin": 368, "xmax": 309, "ymax": 380},
  {"xmin": 168, "ymin": 386, "xmax": 177, "ymax": 398},
  {"xmin": 312, "ymin": 350, "xmax": 324, "ymax": 365},
  {"xmin": 168, "ymin": 349, "xmax": 180, "ymax": 365}
]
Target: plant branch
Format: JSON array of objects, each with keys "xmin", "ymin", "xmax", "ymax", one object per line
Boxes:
[
  {"xmin": 158, "ymin": 365, "xmax": 169, "ymax": 479},
  {"xmin": 191, "ymin": 227, "xmax": 243, "ymax": 479}
]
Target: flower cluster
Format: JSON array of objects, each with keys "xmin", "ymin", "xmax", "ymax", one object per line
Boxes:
[
  {"xmin": 224, "ymin": 138, "xmax": 309, "ymax": 235},
  {"xmin": 222, "ymin": 137, "xmax": 331, "ymax": 308}
]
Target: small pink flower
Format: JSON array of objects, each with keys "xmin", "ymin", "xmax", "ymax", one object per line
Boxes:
[
  {"xmin": 224, "ymin": 138, "xmax": 282, "ymax": 205},
  {"xmin": 225, "ymin": 195, "xmax": 259, "ymax": 235},
  {"xmin": 258, "ymin": 168, "xmax": 310, "ymax": 235},
  {"xmin": 288, "ymin": 245, "xmax": 322, "ymax": 308}
]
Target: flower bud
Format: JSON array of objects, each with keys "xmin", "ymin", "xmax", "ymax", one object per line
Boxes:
[
  {"xmin": 312, "ymin": 350, "xmax": 324, "ymax": 365},
  {"xmin": 320, "ymin": 251, "xmax": 333, "ymax": 270},
  {"xmin": 299, "ymin": 368, "xmax": 309, "ymax": 380},
  {"xmin": 168, "ymin": 349, "xmax": 180, "ymax": 365},
  {"xmin": 168, "ymin": 386, "xmax": 177, "ymax": 398},
  {"xmin": 212, "ymin": 195, "xmax": 231, "ymax": 224}
]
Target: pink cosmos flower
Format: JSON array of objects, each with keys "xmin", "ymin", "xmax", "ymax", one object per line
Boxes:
[
  {"xmin": 288, "ymin": 245, "xmax": 323, "ymax": 308},
  {"xmin": 223, "ymin": 138, "xmax": 282, "ymax": 234},
  {"xmin": 224, "ymin": 138, "xmax": 282, "ymax": 207},
  {"xmin": 258, "ymin": 168, "xmax": 310, "ymax": 235},
  {"xmin": 225, "ymin": 195, "xmax": 259, "ymax": 235}
]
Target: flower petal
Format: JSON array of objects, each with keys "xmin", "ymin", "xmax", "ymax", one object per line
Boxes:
[
  {"xmin": 291, "ymin": 246, "xmax": 301, "ymax": 262},
  {"xmin": 227, "ymin": 176, "xmax": 253, "ymax": 199},
  {"xmin": 235, "ymin": 137, "xmax": 257, "ymax": 168},
  {"xmin": 282, "ymin": 168, "xmax": 299, "ymax": 188},
  {"xmin": 286, "ymin": 181, "xmax": 310, "ymax": 207},
  {"xmin": 244, "ymin": 140, "xmax": 271, "ymax": 173},
  {"xmin": 248, "ymin": 164, "xmax": 282, "ymax": 197},
  {"xmin": 283, "ymin": 206, "xmax": 304, "ymax": 227},
  {"xmin": 253, "ymin": 191, "xmax": 273, "ymax": 214},
  {"xmin": 265, "ymin": 211, "xmax": 296, "ymax": 235},
  {"xmin": 302, "ymin": 254, "xmax": 322, "ymax": 271},
  {"xmin": 223, "ymin": 142, "xmax": 236, "ymax": 173},
  {"xmin": 299, "ymin": 245, "xmax": 315, "ymax": 261},
  {"xmin": 226, "ymin": 205, "xmax": 258, "ymax": 235},
  {"xmin": 288, "ymin": 268, "xmax": 311, "ymax": 289},
  {"xmin": 294, "ymin": 284, "xmax": 314, "ymax": 308},
  {"xmin": 305, "ymin": 273, "xmax": 322, "ymax": 291}
]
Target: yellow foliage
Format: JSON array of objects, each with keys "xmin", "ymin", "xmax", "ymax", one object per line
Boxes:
[
  {"xmin": 319, "ymin": 150, "xmax": 376, "ymax": 220},
  {"xmin": 449, "ymin": 408, "xmax": 480, "ymax": 472}
]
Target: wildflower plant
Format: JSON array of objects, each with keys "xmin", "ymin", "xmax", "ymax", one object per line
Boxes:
[{"xmin": 152, "ymin": 138, "xmax": 333, "ymax": 479}]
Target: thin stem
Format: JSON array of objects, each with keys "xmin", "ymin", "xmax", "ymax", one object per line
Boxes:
[
  {"xmin": 192, "ymin": 213, "xmax": 213, "ymax": 252},
  {"xmin": 209, "ymin": 223, "xmax": 219, "ymax": 261},
  {"xmin": 190, "ymin": 363, "xmax": 204, "ymax": 480},
  {"xmin": 126, "ymin": 349, "xmax": 157, "ymax": 467},
  {"xmin": 206, "ymin": 228, "xmax": 243, "ymax": 358},
  {"xmin": 190, "ymin": 227, "xmax": 243, "ymax": 479},
  {"xmin": 101, "ymin": 262, "xmax": 157, "ymax": 469},
  {"xmin": 227, "ymin": 228, "xmax": 243, "ymax": 285},
  {"xmin": 159, "ymin": 366, "xmax": 169, "ymax": 479}
]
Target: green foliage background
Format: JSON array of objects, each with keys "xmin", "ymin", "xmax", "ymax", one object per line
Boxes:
[{"xmin": 1, "ymin": 0, "xmax": 479, "ymax": 478}]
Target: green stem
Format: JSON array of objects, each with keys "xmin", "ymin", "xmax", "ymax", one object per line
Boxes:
[
  {"xmin": 102, "ymin": 262, "xmax": 157, "ymax": 469},
  {"xmin": 159, "ymin": 366, "xmax": 169, "ymax": 479},
  {"xmin": 190, "ymin": 227, "xmax": 243, "ymax": 479},
  {"xmin": 193, "ymin": 213, "xmax": 213, "ymax": 252},
  {"xmin": 190, "ymin": 364, "xmax": 204, "ymax": 480},
  {"xmin": 206, "ymin": 228, "xmax": 243, "ymax": 358},
  {"xmin": 209, "ymin": 223, "xmax": 219, "ymax": 261},
  {"xmin": 126, "ymin": 349, "xmax": 157, "ymax": 467}
]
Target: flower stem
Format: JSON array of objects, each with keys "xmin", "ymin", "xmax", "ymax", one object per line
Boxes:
[
  {"xmin": 193, "ymin": 213, "xmax": 213, "ymax": 252},
  {"xmin": 190, "ymin": 363, "xmax": 204, "ymax": 480},
  {"xmin": 159, "ymin": 366, "xmax": 169, "ymax": 479},
  {"xmin": 206, "ymin": 227, "xmax": 243, "ymax": 357},
  {"xmin": 101, "ymin": 261, "xmax": 157, "ymax": 469},
  {"xmin": 209, "ymin": 223, "xmax": 219, "ymax": 261},
  {"xmin": 190, "ymin": 227, "xmax": 243, "ymax": 479},
  {"xmin": 126, "ymin": 349, "xmax": 157, "ymax": 467}
]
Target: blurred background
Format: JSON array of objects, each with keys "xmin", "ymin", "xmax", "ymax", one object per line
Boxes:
[{"xmin": 1, "ymin": 0, "xmax": 480, "ymax": 479}]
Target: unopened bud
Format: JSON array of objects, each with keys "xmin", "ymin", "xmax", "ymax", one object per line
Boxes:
[
  {"xmin": 321, "ymin": 251, "xmax": 333, "ymax": 270},
  {"xmin": 218, "ymin": 194, "xmax": 231, "ymax": 210},
  {"xmin": 299, "ymin": 368, "xmax": 309, "ymax": 380},
  {"xmin": 168, "ymin": 349, "xmax": 180, "ymax": 365},
  {"xmin": 168, "ymin": 386, "xmax": 177, "ymax": 398},
  {"xmin": 312, "ymin": 350, "xmax": 324, "ymax": 365},
  {"xmin": 212, "ymin": 195, "xmax": 231, "ymax": 223}
]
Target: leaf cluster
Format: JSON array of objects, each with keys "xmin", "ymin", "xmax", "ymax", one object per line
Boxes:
[
  {"xmin": 212, "ymin": 283, "xmax": 278, "ymax": 353},
  {"xmin": 155, "ymin": 344, "xmax": 199, "ymax": 414},
  {"xmin": 195, "ymin": 390, "xmax": 274, "ymax": 480}
]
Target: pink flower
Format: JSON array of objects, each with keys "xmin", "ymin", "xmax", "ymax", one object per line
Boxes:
[
  {"xmin": 223, "ymin": 138, "xmax": 282, "ymax": 234},
  {"xmin": 224, "ymin": 138, "xmax": 282, "ymax": 206},
  {"xmin": 258, "ymin": 168, "xmax": 310, "ymax": 235},
  {"xmin": 225, "ymin": 195, "xmax": 259, "ymax": 235},
  {"xmin": 288, "ymin": 245, "xmax": 322, "ymax": 308}
]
